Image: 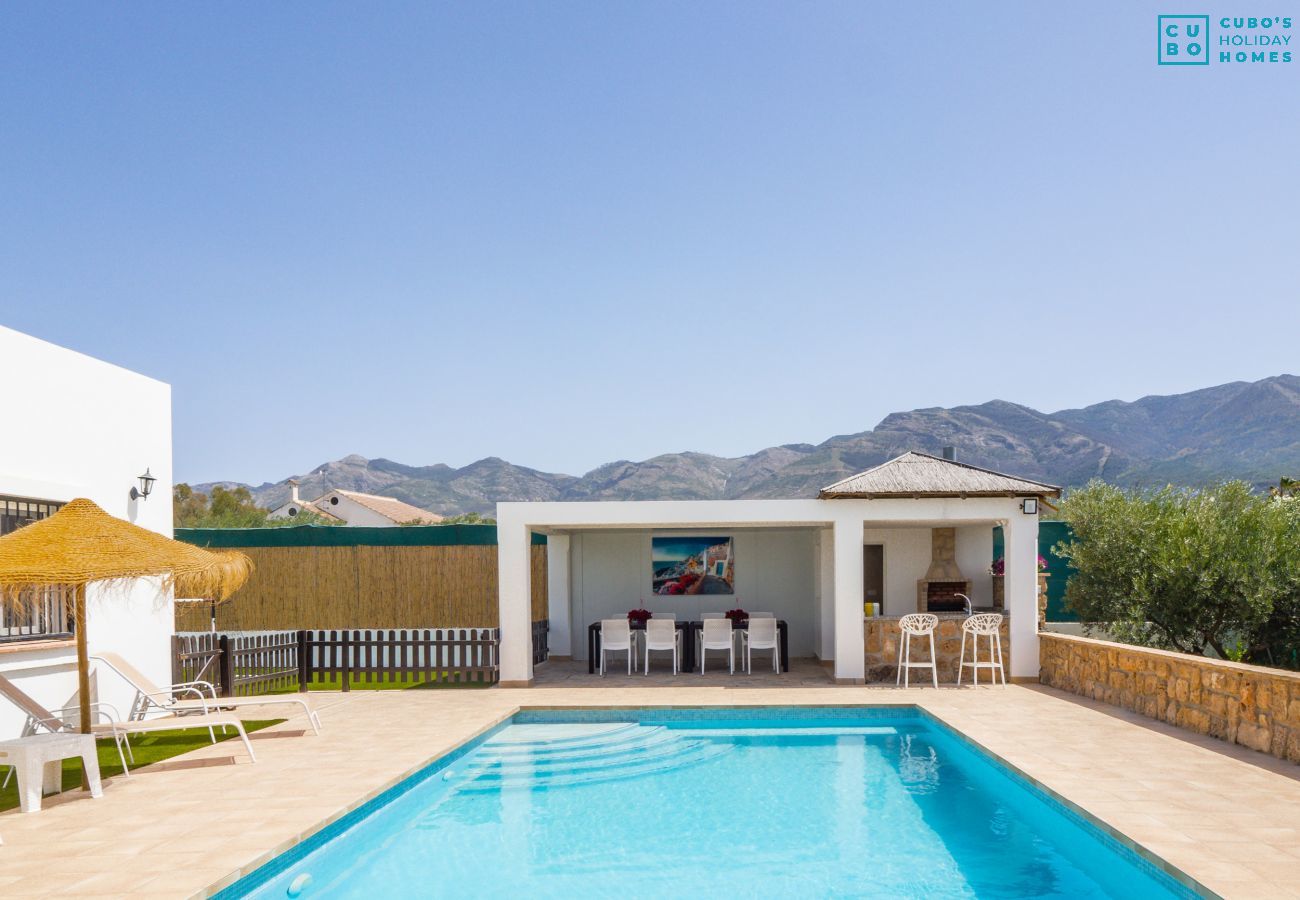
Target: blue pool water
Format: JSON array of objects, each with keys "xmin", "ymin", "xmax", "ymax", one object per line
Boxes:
[{"xmin": 228, "ymin": 708, "xmax": 1197, "ymax": 899}]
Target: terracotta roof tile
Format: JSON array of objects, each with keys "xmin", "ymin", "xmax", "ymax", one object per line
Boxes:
[{"xmin": 329, "ymin": 490, "xmax": 443, "ymax": 524}]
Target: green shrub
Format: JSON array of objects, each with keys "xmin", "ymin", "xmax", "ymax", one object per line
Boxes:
[{"xmin": 1056, "ymin": 481, "xmax": 1299, "ymax": 669}]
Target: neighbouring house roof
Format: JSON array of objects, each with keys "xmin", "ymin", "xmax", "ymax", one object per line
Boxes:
[
  {"xmin": 324, "ymin": 490, "xmax": 444, "ymax": 525},
  {"xmin": 294, "ymin": 502, "xmax": 344, "ymax": 522},
  {"xmin": 267, "ymin": 498, "xmax": 344, "ymax": 522},
  {"xmin": 818, "ymin": 451, "xmax": 1062, "ymax": 499}
]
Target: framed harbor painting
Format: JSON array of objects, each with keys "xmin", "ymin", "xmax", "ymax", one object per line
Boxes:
[{"xmin": 651, "ymin": 536, "xmax": 734, "ymax": 595}]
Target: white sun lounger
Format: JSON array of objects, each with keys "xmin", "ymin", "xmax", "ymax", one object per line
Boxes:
[
  {"xmin": 92, "ymin": 651, "xmax": 321, "ymax": 734},
  {"xmin": 86, "ymin": 708, "xmax": 258, "ymax": 767},
  {"xmin": 0, "ymin": 672, "xmax": 255, "ymax": 781}
]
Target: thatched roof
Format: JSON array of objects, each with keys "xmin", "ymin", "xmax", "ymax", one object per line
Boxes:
[
  {"xmin": 819, "ymin": 452, "xmax": 1061, "ymax": 499},
  {"xmin": 0, "ymin": 498, "xmax": 251, "ymax": 602}
]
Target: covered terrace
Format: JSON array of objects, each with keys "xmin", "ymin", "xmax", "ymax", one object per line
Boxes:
[{"xmin": 496, "ymin": 452, "xmax": 1060, "ymax": 686}]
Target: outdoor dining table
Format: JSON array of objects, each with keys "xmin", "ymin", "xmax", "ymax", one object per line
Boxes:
[{"xmin": 587, "ymin": 619, "xmax": 789, "ymax": 674}]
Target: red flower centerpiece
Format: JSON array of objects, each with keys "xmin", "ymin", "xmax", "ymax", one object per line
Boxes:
[
  {"xmin": 989, "ymin": 555, "xmax": 1049, "ymax": 576},
  {"xmin": 627, "ymin": 607, "xmax": 652, "ymax": 625},
  {"xmin": 724, "ymin": 607, "xmax": 748, "ymax": 625}
]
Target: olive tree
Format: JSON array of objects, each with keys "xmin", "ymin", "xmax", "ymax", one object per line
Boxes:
[
  {"xmin": 1248, "ymin": 495, "xmax": 1300, "ymax": 668},
  {"xmin": 1056, "ymin": 481, "xmax": 1293, "ymax": 662}
]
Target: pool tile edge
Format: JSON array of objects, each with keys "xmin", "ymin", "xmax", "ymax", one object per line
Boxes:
[
  {"xmin": 193, "ymin": 706, "xmax": 523, "ymax": 900},
  {"xmin": 917, "ymin": 705, "xmax": 1221, "ymax": 900},
  {"xmin": 200, "ymin": 701, "xmax": 1217, "ymax": 900}
]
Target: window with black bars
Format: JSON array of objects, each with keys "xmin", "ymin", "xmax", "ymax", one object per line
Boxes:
[
  {"xmin": 0, "ymin": 495, "xmax": 64, "ymax": 538},
  {"xmin": 0, "ymin": 495, "xmax": 73, "ymax": 642}
]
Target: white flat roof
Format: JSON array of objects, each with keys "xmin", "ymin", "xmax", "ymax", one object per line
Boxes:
[{"xmin": 497, "ymin": 496, "xmax": 1021, "ymax": 531}]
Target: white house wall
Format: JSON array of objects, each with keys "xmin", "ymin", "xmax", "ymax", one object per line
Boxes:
[
  {"xmin": 955, "ymin": 524, "xmax": 994, "ymax": 608},
  {"xmin": 862, "ymin": 527, "xmax": 930, "ymax": 616},
  {"xmin": 569, "ymin": 529, "xmax": 817, "ymax": 659},
  {"xmin": 0, "ymin": 326, "xmax": 174, "ymax": 738},
  {"xmin": 325, "ymin": 496, "xmax": 395, "ymax": 527},
  {"xmin": 814, "ymin": 529, "xmax": 834, "ymax": 661}
]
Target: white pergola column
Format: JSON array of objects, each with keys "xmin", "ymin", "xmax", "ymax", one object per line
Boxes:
[
  {"xmin": 545, "ymin": 533, "xmax": 572, "ymax": 658},
  {"xmin": 817, "ymin": 527, "xmax": 835, "ymax": 662},
  {"xmin": 497, "ymin": 517, "xmax": 534, "ymax": 686},
  {"xmin": 831, "ymin": 516, "xmax": 865, "ymax": 683},
  {"xmin": 1003, "ymin": 508, "xmax": 1040, "ymax": 680}
]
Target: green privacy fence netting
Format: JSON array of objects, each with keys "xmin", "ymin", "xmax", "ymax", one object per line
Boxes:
[
  {"xmin": 992, "ymin": 520, "xmax": 1076, "ymax": 622},
  {"xmin": 175, "ymin": 524, "xmax": 547, "ymax": 549}
]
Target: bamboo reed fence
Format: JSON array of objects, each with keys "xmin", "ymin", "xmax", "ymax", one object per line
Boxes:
[{"xmin": 174, "ymin": 544, "xmax": 547, "ymax": 631}]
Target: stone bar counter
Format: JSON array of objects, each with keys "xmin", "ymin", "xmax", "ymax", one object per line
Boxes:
[{"xmin": 864, "ymin": 613, "xmax": 1012, "ymax": 684}]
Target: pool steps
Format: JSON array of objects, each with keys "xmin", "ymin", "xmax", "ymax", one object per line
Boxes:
[
  {"xmin": 484, "ymin": 722, "xmax": 641, "ymax": 748},
  {"xmin": 480, "ymin": 727, "xmax": 682, "ymax": 763},
  {"xmin": 459, "ymin": 725, "xmax": 729, "ymax": 790},
  {"xmin": 456, "ymin": 723, "xmax": 903, "ymax": 791}
]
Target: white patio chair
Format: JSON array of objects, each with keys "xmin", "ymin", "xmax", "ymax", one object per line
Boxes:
[
  {"xmin": 697, "ymin": 618, "xmax": 734, "ymax": 675},
  {"xmin": 958, "ymin": 613, "xmax": 1006, "ymax": 686},
  {"xmin": 641, "ymin": 613, "xmax": 674, "ymax": 656},
  {"xmin": 743, "ymin": 616, "xmax": 769, "ymax": 642},
  {"xmin": 700, "ymin": 611, "xmax": 725, "ymax": 649},
  {"xmin": 896, "ymin": 613, "xmax": 939, "ymax": 689},
  {"xmin": 643, "ymin": 618, "xmax": 681, "ymax": 675},
  {"xmin": 698, "ymin": 611, "xmax": 739, "ymax": 653},
  {"xmin": 92, "ymin": 652, "xmax": 321, "ymax": 734},
  {"xmin": 740, "ymin": 616, "xmax": 780, "ymax": 674},
  {"xmin": 742, "ymin": 613, "xmax": 774, "ymax": 652},
  {"xmin": 599, "ymin": 618, "xmax": 636, "ymax": 675}
]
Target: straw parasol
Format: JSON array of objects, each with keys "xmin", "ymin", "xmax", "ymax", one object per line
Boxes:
[{"xmin": 0, "ymin": 498, "xmax": 251, "ymax": 738}]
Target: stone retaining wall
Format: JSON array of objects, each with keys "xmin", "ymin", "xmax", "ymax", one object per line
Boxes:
[
  {"xmin": 1039, "ymin": 632, "xmax": 1300, "ymax": 764},
  {"xmin": 864, "ymin": 615, "xmax": 1011, "ymax": 684}
]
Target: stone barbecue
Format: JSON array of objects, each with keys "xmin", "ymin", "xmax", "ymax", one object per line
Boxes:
[{"xmin": 916, "ymin": 527, "xmax": 971, "ymax": 613}]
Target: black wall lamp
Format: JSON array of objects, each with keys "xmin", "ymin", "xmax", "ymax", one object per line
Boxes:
[
  {"xmin": 1020, "ymin": 497, "xmax": 1038, "ymax": 515},
  {"xmin": 131, "ymin": 468, "xmax": 157, "ymax": 501}
]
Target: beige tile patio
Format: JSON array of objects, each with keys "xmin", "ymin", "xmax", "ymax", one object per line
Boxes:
[{"xmin": 0, "ymin": 673, "xmax": 1296, "ymax": 898}]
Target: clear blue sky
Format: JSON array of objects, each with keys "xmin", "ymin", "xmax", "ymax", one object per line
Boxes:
[{"xmin": 3, "ymin": 3, "xmax": 1296, "ymax": 485}]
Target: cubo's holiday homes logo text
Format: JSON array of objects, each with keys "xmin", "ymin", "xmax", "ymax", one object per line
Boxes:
[{"xmin": 1159, "ymin": 14, "xmax": 1293, "ymax": 65}]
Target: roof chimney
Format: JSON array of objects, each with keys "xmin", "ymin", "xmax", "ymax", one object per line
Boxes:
[
  {"xmin": 288, "ymin": 478, "xmax": 300, "ymax": 503},
  {"xmin": 942, "ymin": 446, "xmax": 955, "ymax": 461}
]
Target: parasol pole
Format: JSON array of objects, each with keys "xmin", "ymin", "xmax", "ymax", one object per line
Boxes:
[{"xmin": 74, "ymin": 583, "xmax": 92, "ymax": 790}]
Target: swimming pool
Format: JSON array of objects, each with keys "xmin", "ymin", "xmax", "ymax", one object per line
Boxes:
[{"xmin": 224, "ymin": 708, "xmax": 1200, "ymax": 899}]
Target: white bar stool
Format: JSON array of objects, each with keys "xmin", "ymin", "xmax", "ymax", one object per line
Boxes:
[
  {"xmin": 958, "ymin": 613, "xmax": 1006, "ymax": 686},
  {"xmin": 896, "ymin": 613, "xmax": 939, "ymax": 689}
]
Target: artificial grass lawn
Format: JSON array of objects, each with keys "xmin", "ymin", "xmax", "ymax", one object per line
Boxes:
[
  {"xmin": 255, "ymin": 672, "xmax": 493, "ymax": 692},
  {"xmin": 302, "ymin": 673, "xmax": 493, "ymax": 691},
  {"xmin": 0, "ymin": 719, "xmax": 283, "ymax": 814}
]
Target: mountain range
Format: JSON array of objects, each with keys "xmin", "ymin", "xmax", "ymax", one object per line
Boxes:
[{"xmin": 194, "ymin": 375, "xmax": 1300, "ymax": 517}]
